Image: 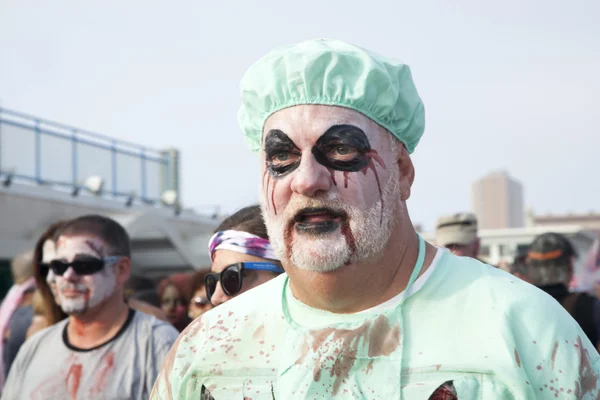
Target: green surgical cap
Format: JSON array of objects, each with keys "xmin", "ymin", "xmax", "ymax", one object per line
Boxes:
[{"xmin": 238, "ymin": 38, "xmax": 425, "ymax": 154}]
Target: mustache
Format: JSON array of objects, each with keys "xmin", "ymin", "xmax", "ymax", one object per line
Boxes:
[
  {"xmin": 283, "ymin": 196, "xmax": 351, "ymax": 221},
  {"xmin": 292, "ymin": 207, "xmax": 347, "ymax": 222},
  {"xmin": 56, "ymin": 281, "xmax": 88, "ymax": 292}
]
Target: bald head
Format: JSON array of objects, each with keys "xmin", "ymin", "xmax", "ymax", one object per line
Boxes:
[{"xmin": 11, "ymin": 249, "xmax": 35, "ymax": 284}]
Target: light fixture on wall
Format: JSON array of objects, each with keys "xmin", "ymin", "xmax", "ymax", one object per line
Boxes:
[
  {"xmin": 161, "ymin": 190, "xmax": 181, "ymax": 216},
  {"xmin": 84, "ymin": 176, "xmax": 104, "ymax": 195},
  {"xmin": 125, "ymin": 192, "xmax": 135, "ymax": 207},
  {"xmin": 160, "ymin": 190, "xmax": 178, "ymax": 206},
  {"xmin": 2, "ymin": 172, "xmax": 13, "ymax": 188}
]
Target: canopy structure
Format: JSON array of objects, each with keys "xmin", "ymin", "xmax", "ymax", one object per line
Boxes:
[{"xmin": 0, "ymin": 182, "xmax": 219, "ymax": 277}]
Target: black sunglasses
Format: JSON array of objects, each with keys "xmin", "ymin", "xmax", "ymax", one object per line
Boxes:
[
  {"xmin": 38, "ymin": 263, "xmax": 50, "ymax": 279},
  {"xmin": 49, "ymin": 256, "xmax": 122, "ymax": 276},
  {"xmin": 205, "ymin": 262, "xmax": 283, "ymax": 303}
]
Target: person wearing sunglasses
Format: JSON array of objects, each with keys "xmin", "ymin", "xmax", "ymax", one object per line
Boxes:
[
  {"xmin": 153, "ymin": 39, "xmax": 599, "ymax": 400},
  {"xmin": 3, "ymin": 215, "xmax": 179, "ymax": 400},
  {"xmin": 205, "ymin": 205, "xmax": 284, "ymax": 307},
  {"xmin": 187, "ymin": 271, "xmax": 213, "ymax": 321}
]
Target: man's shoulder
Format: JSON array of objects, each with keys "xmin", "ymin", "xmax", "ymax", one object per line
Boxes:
[
  {"xmin": 25, "ymin": 317, "xmax": 67, "ymax": 344},
  {"xmin": 12, "ymin": 318, "xmax": 66, "ymax": 363},
  {"xmin": 435, "ymin": 252, "xmax": 564, "ymax": 312},
  {"xmin": 182, "ymin": 274, "xmax": 287, "ymax": 342},
  {"xmin": 205, "ymin": 273, "xmax": 287, "ymax": 322},
  {"xmin": 131, "ymin": 310, "xmax": 179, "ymax": 344}
]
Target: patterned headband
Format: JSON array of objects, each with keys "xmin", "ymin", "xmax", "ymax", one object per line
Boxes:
[{"xmin": 208, "ymin": 230, "xmax": 279, "ymax": 261}]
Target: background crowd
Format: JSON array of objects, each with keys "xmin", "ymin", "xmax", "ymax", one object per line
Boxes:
[{"xmin": 0, "ymin": 204, "xmax": 597, "ymax": 397}]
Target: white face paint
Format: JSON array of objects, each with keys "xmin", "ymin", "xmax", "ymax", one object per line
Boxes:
[
  {"xmin": 54, "ymin": 236, "xmax": 117, "ymax": 315},
  {"xmin": 42, "ymin": 240, "xmax": 60, "ymax": 300},
  {"xmin": 262, "ymin": 169, "xmax": 399, "ymax": 272},
  {"xmin": 42, "ymin": 240, "xmax": 57, "ymax": 264},
  {"xmin": 260, "ymin": 105, "xmax": 403, "ymax": 273}
]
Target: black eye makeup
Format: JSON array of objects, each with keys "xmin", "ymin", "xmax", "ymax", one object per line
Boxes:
[
  {"xmin": 264, "ymin": 129, "xmax": 302, "ymax": 177},
  {"xmin": 311, "ymin": 125, "xmax": 372, "ymax": 172},
  {"xmin": 262, "ymin": 123, "xmax": 388, "ymax": 224}
]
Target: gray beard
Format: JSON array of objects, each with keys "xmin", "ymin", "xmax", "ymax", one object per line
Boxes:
[{"xmin": 261, "ymin": 168, "xmax": 400, "ymax": 272}]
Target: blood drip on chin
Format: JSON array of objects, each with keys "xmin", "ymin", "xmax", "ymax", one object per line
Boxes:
[
  {"xmin": 340, "ymin": 220, "xmax": 357, "ymax": 254},
  {"xmin": 284, "ymin": 222, "xmax": 294, "ymax": 261},
  {"xmin": 360, "ymin": 150, "xmax": 386, "ymax": 225}
]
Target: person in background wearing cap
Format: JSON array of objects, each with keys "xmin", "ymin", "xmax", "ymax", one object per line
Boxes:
[
  {"xmin": 435, "ymin": 213, "xmax": 480, "ymax": 259},
  {"xmin": 509, "ymin": 251, "xmax": 532, "ymax": 284},
  {"xmin": 152, "ymin": 39, "xmax": 599, "ymax": 399},
  {"xmin": 528, "ymin": 232, "xmax": 600, "ymax": 350}
]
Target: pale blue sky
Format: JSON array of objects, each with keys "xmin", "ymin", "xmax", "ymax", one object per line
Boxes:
[{"xmin": 1, "ymin": 0, "xmax": 598, "ymax": 230}]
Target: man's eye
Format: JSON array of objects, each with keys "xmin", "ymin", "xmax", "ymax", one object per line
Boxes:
[
  {"xmin": 266, "ymin": 151, "xmax": 300, "ymax": 176},
  {"xmin": 269, "ymin": 152, "xmax": 300, "ymax": 166},
  {"xmin": 328, "ymin": 145, "xmax": 358, "ymax": 159},
  {"xmin": 272, "ymin": 153, "xmax": 290, "ymax": 162}
]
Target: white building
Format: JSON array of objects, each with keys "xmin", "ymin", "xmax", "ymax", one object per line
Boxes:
[{"xmin": 422, "ymin": 225, "xmax": 597, "ymax": 272}]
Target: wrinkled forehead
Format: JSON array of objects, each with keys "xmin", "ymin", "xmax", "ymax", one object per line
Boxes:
[
  {"xmin": 55, "ymin": 234, "xmax": 107, "ymax": 259},
  {"xmin": 262, "ymin": 105, "xmax": 391, "ymax": 150}
]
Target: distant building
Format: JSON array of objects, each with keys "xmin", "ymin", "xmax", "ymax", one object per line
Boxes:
[
  {"xmin": 527, "ymin": 209, "xmax": 600, "ymax": 236},
  {"xmin": 471, "ymin": 171, "xmax": 524, "ymax": 229},
  {"xmin": 422, "ymin": 225, "xmax": 596, "ymax": 273}
]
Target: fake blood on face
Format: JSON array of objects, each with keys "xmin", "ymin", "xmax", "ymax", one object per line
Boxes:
[
  {"xmin": 310, "ymin": 125, "xmax": 388, "ymax": 225},
  {"xmin": 270, "ymin": 179, "xmax": 278, "ymax": 215},
  {"xmin": 360, "ymin": 150, "xmax": 386, "ymax": 225},
  {"xmin": 340, "ymin": 220, "xmax": 357, "ymax": 255},
  {"xmin": 284, "ymin": 222, "xmax": 295, "ymax": 261},
  {"xmin": 263, "ymin": 167, "xmax": 270, "ymax": 211},
  {"xmin": 328, "ymin": 168, "xmax": 337, "ymax": 186},
  {"xmin": 263, "ymin": 163, "xmax": 278, "ymax": 215}
]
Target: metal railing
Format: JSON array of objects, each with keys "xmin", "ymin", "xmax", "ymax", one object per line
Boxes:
[{"xmin": 0, "ymin": 107, "xmax": 178, "ymax": 204}]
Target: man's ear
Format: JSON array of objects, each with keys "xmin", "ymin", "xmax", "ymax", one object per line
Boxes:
[
  {"xmin": 397, "ymin": 144, "xmax": 415, "ymax": 201},
  {"xmin": 116, "ymin": 257, "xmax": 132, "ymax": 286}
]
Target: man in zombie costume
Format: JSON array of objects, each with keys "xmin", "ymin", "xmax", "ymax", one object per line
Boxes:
[
  {"xmin": 152, "ymin": 39, "xmax": 600, "ymax": 399},
  {"xmin": 2, "ymin": 215, "xmax": 178, "ymax": 400}
]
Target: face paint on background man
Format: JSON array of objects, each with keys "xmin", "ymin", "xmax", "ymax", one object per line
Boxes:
[
  {"xmin": 261, "ymin": 113, "xmax": 401, "ymax": 273},
  {"xmin": 55, "ymin": 236, "xmax": 117, "ymax": 315},
  {"xmin": 42, "ymin": 240, "xmax": 59, "ymax": 300}
]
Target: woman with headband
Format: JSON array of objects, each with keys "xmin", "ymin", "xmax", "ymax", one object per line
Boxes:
[{"xmin": 205, "ymin": 205, "xmax": 284, "ymax": 306}]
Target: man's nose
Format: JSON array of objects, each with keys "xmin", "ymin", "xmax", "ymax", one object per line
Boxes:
[
  {"xmin": 289, "ymin": 154, "xmax": 332, "ymax": 197},
  {"xmin": 210, "ymin": 282, "xmax": 230, "ymax": 306},
  {"xmin": 62, "ymin": 267, "xmax": 79, "ymax": 281}
]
